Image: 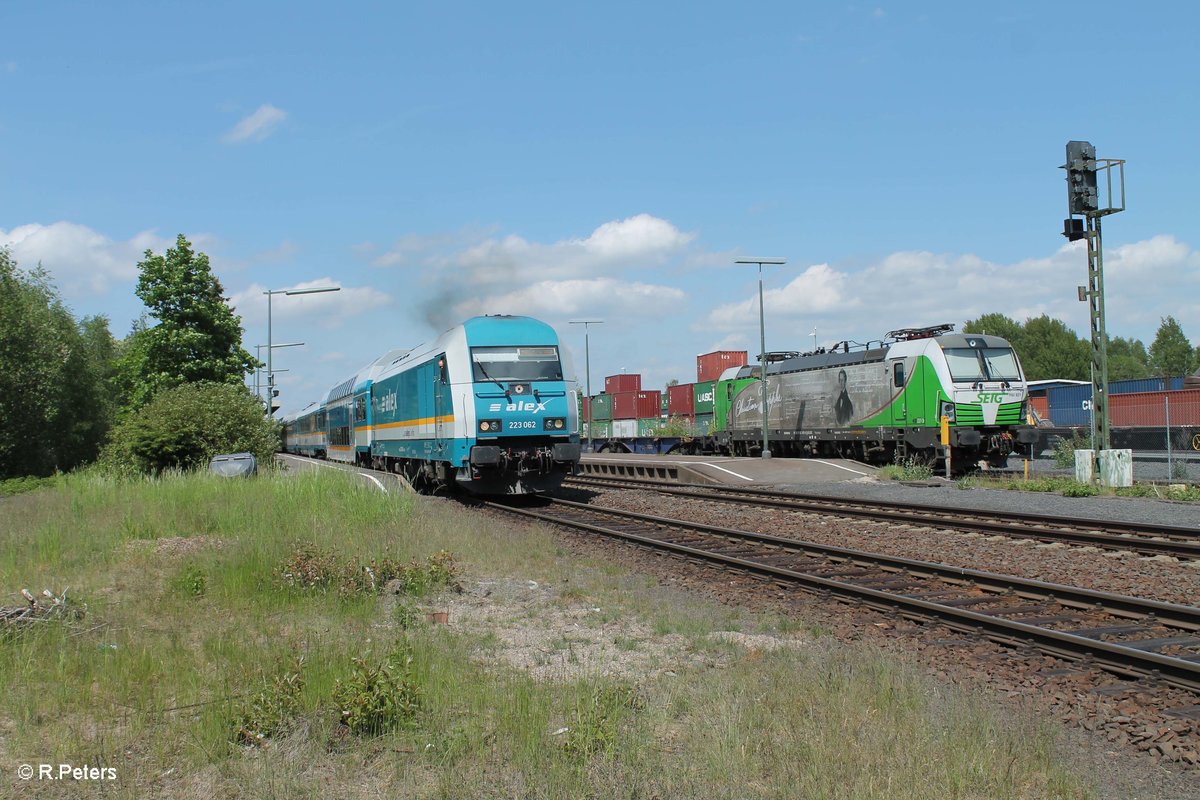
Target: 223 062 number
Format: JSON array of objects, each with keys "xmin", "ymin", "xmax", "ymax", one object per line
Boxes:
[{"xmin": 507, "ymin": 420, "xmax": 537, "ymax": 430}]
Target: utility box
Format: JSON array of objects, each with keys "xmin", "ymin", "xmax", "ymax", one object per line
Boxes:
[
  {"xmin": 1099, "ymin": 449, "xmax": 1133, "ymax": 487},
  {"xmin": 209, "ymin": 452, "xmax": 258, "ymax": 478},
  {"xmin": 1073, "ymin": 449, "xmax": 1094, "ymax": 484}
]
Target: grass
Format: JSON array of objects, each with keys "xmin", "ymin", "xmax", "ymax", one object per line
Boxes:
[
  {"xmin": 957, "ymin": 473, "xmax": 1200, "ymax": 501},
  {"xmin": 878, "ymin": 458, "xmax": 936, "ymax": 482},
  {"xmin": 0, "ymin": 469, "xmax": 1095, "ymax": 798}
]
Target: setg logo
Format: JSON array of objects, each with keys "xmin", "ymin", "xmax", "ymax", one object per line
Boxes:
[{"xmin": 976, "ymin": 392, "xmax": 1007, "ymax": 403}]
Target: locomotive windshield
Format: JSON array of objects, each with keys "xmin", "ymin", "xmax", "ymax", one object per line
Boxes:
[
  {"xmin": 471, "ymin": 346, "xmax": 563, "ymax": 382},
  {"xmin": 944, "ymin": 347, "xmax": 1022, "ymax": 382}
]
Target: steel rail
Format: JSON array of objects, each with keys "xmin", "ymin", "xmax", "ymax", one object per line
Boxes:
[
  {"xmin": 563, "ymin": 475, "xmax": 1200, "ymax": 559},
  {"xmin": 488, "ymin": 497, "xmax": 1200, "ymax": 692}
]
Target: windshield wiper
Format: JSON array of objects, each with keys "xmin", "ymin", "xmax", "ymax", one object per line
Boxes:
[{"xmin": 474, "ymin": 360, "xmax": 509, "ymax": 396}]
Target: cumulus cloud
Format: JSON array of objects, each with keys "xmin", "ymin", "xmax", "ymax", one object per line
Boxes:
[
  {"xmin": 0, "ymin": 222, "xmax": 167, "ymax": 297},
  {"xmin": 372, "ymin": 214, "xmax": 697, "ymax": 330},
  {"xmin": 701, "ymin": 235, "xmax": 1200, "ymax": 348},
  {"xmin": 229, "ymin": 278, "xmax": 393, "ymax": 330},
  {"xmin": 223, "ymin": 104, "xmax": 288, "ymax": 143},
  {"xmin": 449, "ymin": 278, "xmax": 685, "ymax": 326}
]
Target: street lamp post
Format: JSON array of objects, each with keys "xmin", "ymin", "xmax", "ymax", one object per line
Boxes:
[
  {"xmin": 569, "ymin": 320, "xmax": 604, "ymax": 452},
  {"xmin": 735, "ymin": 258, "xmax": 786, "ymax": 458},
  {"xmin": 255, "ymin": 342, "xmax": 304, "ymax": 405},
  {"xmin": 264, "ymin": 286, "xmax": 341, "ymax": 415}
]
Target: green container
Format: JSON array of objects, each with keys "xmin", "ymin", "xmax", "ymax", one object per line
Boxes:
[
  {"xmin": 584, "ymin": 420, "xmax": 611, "ymax": 438},
  {"xmin": 693, "ymin": 413, "xmax": 714, "ymax": 435},
  {"xmin": 693, "ymin": 381, "xmax": 716, "ymax": 414},
  {"xmin": 590, "ymin": 393, "xmax": 613, "ymax": 420},
  {"xmin": 637, "ymin": 417, "xmax": 660, "ymax": 436}
]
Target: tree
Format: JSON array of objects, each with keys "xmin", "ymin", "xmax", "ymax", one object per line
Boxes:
[
  {"xmin": 133, "ymin": 235, "xmax": 256, "ymax": 403},
  {"xmin": 1017, "ymin": 315, "xmax": 1089, "ymax": 381},
  {"xmin": 1106, "ymin": 336, "xmax": 1152, "ymax": 382},
  {"xmin": 1148, "ymin": 316, "xmax": 1194, "ymax": 378},
  {"xmin": 963, "ymin": 313, "xmax": 1024, "ymax": 348},
  {"xmin": 0, "ymin": 249, "xmax": 115, "ymax": 477},
  {"xmin": 102, "ymin": 382, "xmax": 279, "ymax": 475}
]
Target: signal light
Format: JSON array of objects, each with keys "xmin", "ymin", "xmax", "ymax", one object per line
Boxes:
[{"xmin": 1064, "ymin": 140, "xmax": 1098, "ymax": 215}]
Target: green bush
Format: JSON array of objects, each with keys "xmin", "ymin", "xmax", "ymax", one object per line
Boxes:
[
  {"xmin": 1059, "ymin": 482, "xmax": 1099, "ymax": 497},
  {"xmin": 101, "ymin": 382, "xmax": 278, "ymax": 475},
  {"xmin": 1052, "ymin": 429, "xmax": 1092, "ymax": 468},
  {"xmin": 232, "ymin": 662, "xmax": 306, "ymax": 746},
  {"xmin": 332, "ymin": 646, "xmax": 422, "ymax": 736}
]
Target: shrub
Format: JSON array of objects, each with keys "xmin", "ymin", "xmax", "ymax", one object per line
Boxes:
[
  {"xmin": 1052, "ymin": 429, "xmax": 1092, "ymax": 468},
  {"xmin": 879, "ymin": 457, "xmax": 935, "ymax": 482},
  {"xmin": 279, "ymin": 544, "xmax": 460, "ymax": 598},
  {"xmin": 101, "ymin": 382, "xmax": 278, "ymax": 475},
  {"xmin": 1059, "ymin": 482, "xmax": 1099, "ymax": 497},
  {"xmin": 232, "ymin": 662, "xmax": 306, "ymax": 746},
  {"xmin": 332, "ymin": 646, "xmax": 422, "ymax": 736}
]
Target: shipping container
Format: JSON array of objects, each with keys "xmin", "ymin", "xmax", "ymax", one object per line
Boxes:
[
  {"xmin": 693, "ymin": 380, "xmax": 716, "ymax": 414},
  {"xmin": 605, "ymin": 374, "xmax": 641, "ymax": 394},
  {"xmin": 635, "ymin": 390, "xmax": 662, "ymax": 420},
  {"xmin": 1109, "ymin": 377, "xmax": 1185, "ymax": 395},
  {"xmin": 590, "ymin": 393, "xmax": 613, "ymax": 420},
  {"xmin": 581, "ymin": 396, "xmax": 590, "ymax": 422},
  {"xmin": 582, "ymin": 420, "xmax": 612, "ymax": 439},
  {"xmin": 697, "ymin": 351, "xmax": 748, "ymax": 383},
  {"xmin": 1108, "ymin": 389, "xmax": 1200, "ymax": 427},
  {"xmin": 1030, "ymin": 396, "xmax": 1049, "ymax": 422},
  {"xmin": 693, "ymin": 413, "xmax": 714, "ymax": 435},
  {"xmin": 668, "ymin": 383, "xmax": 695, "ymax": 416},
  {"xmin": 1047, "ymin": 405, "xmax": 1092, "ymax": 427},
  {"xmin": 1046, "ymin": 384, "xmax": 1093, "ymax": 425},
  {"xmin": 612, "ymin": 419, "xmax": 637, "ymax": 438},
  {"xmin": 637, "ymin": 417, "xmax": 660, "ymax": 436},
  {"xmin": 612, "ymin": 391, "xmax": 637, "ymax": 420}
]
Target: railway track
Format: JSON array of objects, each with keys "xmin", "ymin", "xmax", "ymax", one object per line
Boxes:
[
  {"xmin": 486, "ymin": 496, "xmax": 1200, "ymax": 693},
  {"xmin": 563, "ymin": 474, "xmax": 1200, "ymax": 560}
]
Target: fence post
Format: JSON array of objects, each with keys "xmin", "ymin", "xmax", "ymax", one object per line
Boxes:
[{"xmin": 1165, "ymin": 396, "xmax": 1172, "ymax": 479}]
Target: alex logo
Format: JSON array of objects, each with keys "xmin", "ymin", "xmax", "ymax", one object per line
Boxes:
[
  {"xmin": 976, "ymin": 392, "xmax": 1007, "ymax": 403},
  {"xmin": 377, "ymin": 392, "xmax": 397, "ymax": 413},
  {"xmin": 488, "ymin": 401, "xmax": 548, "ymax": 413}
]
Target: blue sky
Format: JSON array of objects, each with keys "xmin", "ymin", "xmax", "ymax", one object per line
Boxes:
[{"xmin": 2, "ymin": 2, "xmax": 1198, "ymax": 413}]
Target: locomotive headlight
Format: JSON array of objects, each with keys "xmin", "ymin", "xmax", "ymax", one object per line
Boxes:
[
  {"xmin": 479, "ymin": 419, "xmax": 501, "ymax": 433},
  {"xmin": 543, "ymin": 417, "xmax": 566, "ymax": 431},
  {"xmin": 939, "ymin": 401, "xmax": 956, "ymax": 423}
]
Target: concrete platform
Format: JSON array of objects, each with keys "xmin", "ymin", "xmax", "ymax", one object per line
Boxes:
[{"xmin": 579, "ymin": 453, "xmax": 877, "ymax": 486}]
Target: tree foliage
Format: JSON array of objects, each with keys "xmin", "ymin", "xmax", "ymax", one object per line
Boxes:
[
  {"xmin": 1148, "ymin": 316, "xmax": 1195, "ymax": 378},
  {"xmin": 132, "ymin": 235, "xmax": 257, "ymax": 404},
  {"xmin": 0, "ymin": 249, "xmax": 115, "ymax": 477},
  {"xmin": 963, "ymin": 313, "xmax": 1090, "ymax": 381},
  {"xmin": 1106, "ymin": 336, "xmax": 1152, "ymax": 382},
  {"xmin": 102, "ymin": 382, "xmax": 278, "ymax": 475}
]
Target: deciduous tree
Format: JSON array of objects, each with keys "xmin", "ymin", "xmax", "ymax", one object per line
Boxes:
[{"xmin": 1148, "ymin": 316, "xmax": 1194, "ymax": 378}]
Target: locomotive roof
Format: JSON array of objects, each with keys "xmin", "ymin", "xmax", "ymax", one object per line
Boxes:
[
  {"xmin": 732, "ymin": 346, "xmax": 891, "ymax": 378},
  {"xmin": 934, "ymin": 333, "xmax": 1014, "ymax": 349}
]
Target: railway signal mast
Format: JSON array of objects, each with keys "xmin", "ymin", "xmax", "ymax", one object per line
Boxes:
[{"xmin": 1061, "ymin": 140, "xmax": 1125, "ymax": 474}]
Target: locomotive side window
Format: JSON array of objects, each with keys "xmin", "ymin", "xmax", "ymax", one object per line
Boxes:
[
  {"xmin": 893, "ymin": 362, "xmax": 905, "ymax": 387},
  {"xmin": 470, "ymin": 346, "xmax": 563, "ymax": 382},
  {"xmin": 944, "ymin": 347, "xmax": 1021, "ymax": 382}
]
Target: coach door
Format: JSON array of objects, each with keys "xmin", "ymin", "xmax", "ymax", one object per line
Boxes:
[
  {"xmin": 891, "ymin": 359, "xmax": 907, "ymax": 424},
  {"xmin": 433, "ymin": 355, "xmax": 449, "ymax": 455}
]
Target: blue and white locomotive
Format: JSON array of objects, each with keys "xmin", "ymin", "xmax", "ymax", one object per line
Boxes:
[{"xmin": 282, "ymin": 316, "xmax": 581, "ymax": 494}]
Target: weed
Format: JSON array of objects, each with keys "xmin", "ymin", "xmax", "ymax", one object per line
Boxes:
[
  {"xmin": 332, "ymin": 644, "xmax": 422, "ymax": 736},
  {"xmin": 1171, "ymin": 460, "xmax": 1190, "ymax": 480},
  {"xmin": 231, "ymin": 660, "xmax": 306, "ymax": 746},
  {"xmin": 1052, "ymin": 429, "xmax": 1092, "ymax": 468},
  {"xmin": 393, "ymin": 600, "xmax": 422, "ymax": 629},
  {"xmin": 879, "ymin": 457, "xmax": 935, "ymax": 482},
  {"xmin": 564, "ymin": 683, "xmax": 641, "ymax": 758},
  {"xmin": 0, "ymin": 475, "xmax": 60, "ymax": 497},
  {"xmin": 1059, "ymin": 482, "xmax": 1099, "ymax": 498},
  {"xmin": 278, "ymin": 545, "xmax": 460, "ymax": 598},
  {"xmin": 171, "ymin": 564, "xmax": 208, "ymax": 598}
]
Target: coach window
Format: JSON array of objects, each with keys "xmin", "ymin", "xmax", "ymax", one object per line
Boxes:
[{"xmin": 355, "ymin": 396, "xmax": 366, "ymax": 423}]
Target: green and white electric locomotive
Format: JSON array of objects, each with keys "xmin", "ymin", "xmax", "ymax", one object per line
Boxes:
[{"xmin": 711, "ymin": 324, "xmax": 1039, "ymax": 469}]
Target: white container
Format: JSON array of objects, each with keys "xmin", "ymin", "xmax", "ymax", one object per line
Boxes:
[
  {"xmin": 1099, "ymin": 449, "xmax": 1133, "ymax": 487},
  {"xmin": 611, "ymin": 419, "xmax": 638, "ymax": 438}
]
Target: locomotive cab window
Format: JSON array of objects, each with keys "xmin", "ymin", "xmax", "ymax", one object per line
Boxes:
[
  {"xmin": 893, "ymin": 362, "xmax": 905, "ymax": 387},
  {"xmin": 470, "ymin": 346, "xmax": 563, "ymax": 382},
  {"xmin": 944, "ymin": 347, "xmax": 1022, "ymax": 382}
]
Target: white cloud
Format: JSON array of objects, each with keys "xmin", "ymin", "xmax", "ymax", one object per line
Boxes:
[
  {"xmin": 699, "ymin": 235, "xmax": 1200, "ymax": 349},
  {"xmin": 223, "ymin": 104, "xmax": 288, "ymax": 143},
  {"xmin": 229, "ymin": 278, "xmax": 393, "ymax": 330},
  {"xmin": 0, "ymin": 222, "xmax": 167, "ymax": 297},
  {"xmin": 707, "ymin": 263, "xmax": 851, "ymax": 328},
  {"xmin": 451, "ymin": 278, "xmax": 685, "ymax": 322}
]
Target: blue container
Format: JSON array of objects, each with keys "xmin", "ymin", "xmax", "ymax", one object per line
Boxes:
[
  {"xmin": 1047, "ymin": 384, "xmax": 1092, "ymax": 412},
  {"xmin": 1047, "ymin": 405, "xmax": 1092, "ymax": 427},
  {"xmin": 1109, "ymin": 377, "xmax": 1183, "ymax": 394}
]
